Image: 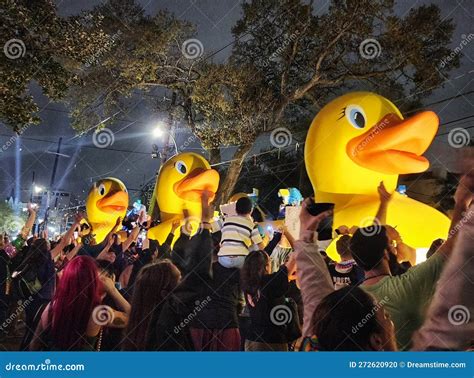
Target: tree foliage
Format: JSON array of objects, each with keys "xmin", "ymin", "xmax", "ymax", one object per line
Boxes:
[
  {"xmin": 0, "ymin": 202, "xmax": 26, "ymax": 236},
  {"xmin": 231, "ymin": 0, "xmax": 458, "ymax": 118},
  {"xmin": 190, "ymin": 63, "xmax": 275, "ymax": 149},
  {"xmin": 207, "ymin": 0, "xmax": 459, "ymax": 201},
  {"xmin": 67, "ymin": 0, "xmax": 196, "ymax": 131},
  {"xmin": 0, "ymin": 0, "xmax": 110, "ymax": 131},
  {"xmin": 0, "ymin": 0, "xmax": 461, "ymax": 203}
]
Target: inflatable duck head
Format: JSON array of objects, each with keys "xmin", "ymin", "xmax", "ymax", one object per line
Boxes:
[
  {"xmin": 155, "ymin": 152, "xmax": 220, "ymax": 217},
  {"xmin": 305, "ymin": 92, "xmax": 439, "ymax": 195},
  {"xmin": 86, "ymin": 177, "xmax": 129, "ymax": 241}
]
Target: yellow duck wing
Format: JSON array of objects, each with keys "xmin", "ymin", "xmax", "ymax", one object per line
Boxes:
[
  {"xmin": 327, "ymin": 193, "xmax": 450, "ymax": 262},
  {"xmin": 385, "ymin": 194, "xmax": 450, "ymax": 248},
  {"xmin": 147, "ymin": 221, "xmax": 174, "ymax": 245}
]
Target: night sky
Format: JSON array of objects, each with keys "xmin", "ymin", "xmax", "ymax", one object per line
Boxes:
[{"xmin": 1, "ymin": 0, "xmax": 473, "ymax": 206}]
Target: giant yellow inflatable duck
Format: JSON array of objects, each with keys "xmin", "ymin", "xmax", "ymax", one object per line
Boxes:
[
  {"xmin": 147, "ymin": 152, "xmax": 220, "ymax": 244},
  {"xmin": 304, "ymin": 92, "xmax": 450, "ymax": 261},
  {"xmin": 85, "ymin": 177, "xmax": 129, "ymax": 243}
]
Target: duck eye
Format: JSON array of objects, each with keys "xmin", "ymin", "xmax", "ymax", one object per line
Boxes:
[
  {"xmin": 345, "ymin": 105, "xmax": 366, "ymax": 129},
  {"xmin": 98, "ymin": 184, "xmax": 106, "ymax": 196},
  {"xmin": 175, "ymin": 161, "xmax": 187, "ymax": 174}
]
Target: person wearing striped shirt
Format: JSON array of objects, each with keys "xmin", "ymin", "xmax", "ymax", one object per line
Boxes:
[{"xmin": 218, "ymin": 197, "xmax": 264, "ymax": 269}]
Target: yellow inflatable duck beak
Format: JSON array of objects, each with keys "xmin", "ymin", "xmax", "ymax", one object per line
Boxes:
[
  {"xmin": 347, "ymin": 111, "xmax": 438, "ymax": 174},
  {"xmin": 154, "ymin": 152, "xmax": 220, "ymax": 217},
  {"xmin": 96, "ymin": 190, "xmax": 129, "ymax": 213},
  {"xmin": 175, "ymin": 168, "xmax": 219, "ymax": 202}
]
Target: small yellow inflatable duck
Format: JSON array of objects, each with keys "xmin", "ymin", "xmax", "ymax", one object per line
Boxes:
[
  {"xmin": 85, "ymin": 177, "xmax": 129, "ymax": 243},
  {"xmin": 304, "ymin": 92, "xmax": 450, "ymax": 261},
  {"xmin": 147, "ymin": 152, "xmax": 220, "ymax": 244}
]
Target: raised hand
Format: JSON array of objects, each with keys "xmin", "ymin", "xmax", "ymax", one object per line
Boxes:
[
  {"xmin": 106, "ymin": 233, "xmax": 115, "ymax": 247},
  {"xmin": 171, "ymin": 219, "xmax": 181, "ymax": 233},
  {"xmin": 201, "ymin": 191, "xmax": 214, "ymax": 223},
  {"xmin": 74, "ymin": 212, "xmax": 84, "ymax": 225},
  {"xmin": 27, "ymin": 202, "xmax": 37, "ymax": 214},
  {"xmin": 454, "ymin": 172, "xmax": 474, "ymax": 209},
  {"xmin": 377, "ymin": 181, "xmax": 393, "ymax": 204},
  {"xmin": 99, "ymin": 274, "xmax": 116, "ymax": 294}
]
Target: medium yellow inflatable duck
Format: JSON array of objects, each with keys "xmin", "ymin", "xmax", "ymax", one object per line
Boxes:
[
  {"xmin": 147, "ymin": 152, "xmax": 220, "ymax": 244},
  {"xmin": 85, "ymin": 177, "xmax": 129, "ymax": 243},
  {"xmin": 304, "ymin": 92, "xmax": 450, "ymax": 261}
]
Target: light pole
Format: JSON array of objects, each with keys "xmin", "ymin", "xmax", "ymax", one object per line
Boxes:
[{"xmin": 153, "ymin": 123, "xmax": 179, "ymax": 156}]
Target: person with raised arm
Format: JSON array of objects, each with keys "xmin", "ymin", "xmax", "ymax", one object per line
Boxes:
[
  {"xmin": 50, "ymin": 213, "xmax": 83, "ymax": 260},
  {"xmin": 30, "ymin": 255, "xmax": 130, "ymax": 351},
  {"xmin": 96, "ymin": 233, "xmax": 117, "ymax": 264},
  {"xmin": 349, "ymin": 177, "xmax": 472, "ymax": 350},
  {"xmin": 373, "ymin": 182, "xmax": 416, "ymax": 267},
  {"xmin": 142, "ymin": 191, "xmax": 215, "ymax": 350},
  {"xmin": 7, "ymin": 203, "xmax": 37, "ymax": 257},
  {"xmin": 412, "ymin": 172, "xmax": 474, "ymax": 350},
  {"xmin": 293, "ymin": 199, "xmax": 334, "ymax": 338}
]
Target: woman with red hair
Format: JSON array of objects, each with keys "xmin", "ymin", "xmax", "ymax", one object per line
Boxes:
[{"xmin": 30, "ymin": 255, "xmax": 130, "ymax": 350}]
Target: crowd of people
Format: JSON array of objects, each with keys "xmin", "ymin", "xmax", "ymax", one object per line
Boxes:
[{"xmin": 0, "ymin": 173, "xmax": 472, "ymax": 352}]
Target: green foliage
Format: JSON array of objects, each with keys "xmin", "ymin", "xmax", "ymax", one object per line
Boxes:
[
  {"xmin": 0, "ymin": 0, "xmax": 461, "ymax": 201},
  {"xmin": 203, "ymin": 0, "xmax": 459, "ymax": 200},
  {"xmin": 1, "ymin": 0, "xmax": 459, "ymax": 136},
  {"xmin": 231, "ymin": 0, "xmax": 459, "ymax": 117},
  {"xmin": 0, "ymin": 202, "xmax": 26, "ymax": 236},
  {"xmin": 0, "ymin": 0, "xmax": 110, "ymax": 131},
  {"xmin": 67, "ymin": 0, "xmax": 196, "ymax": 131},
  {"xmin": 191, "ymin": 63, "xmax": 275, "ymax": 148}
]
